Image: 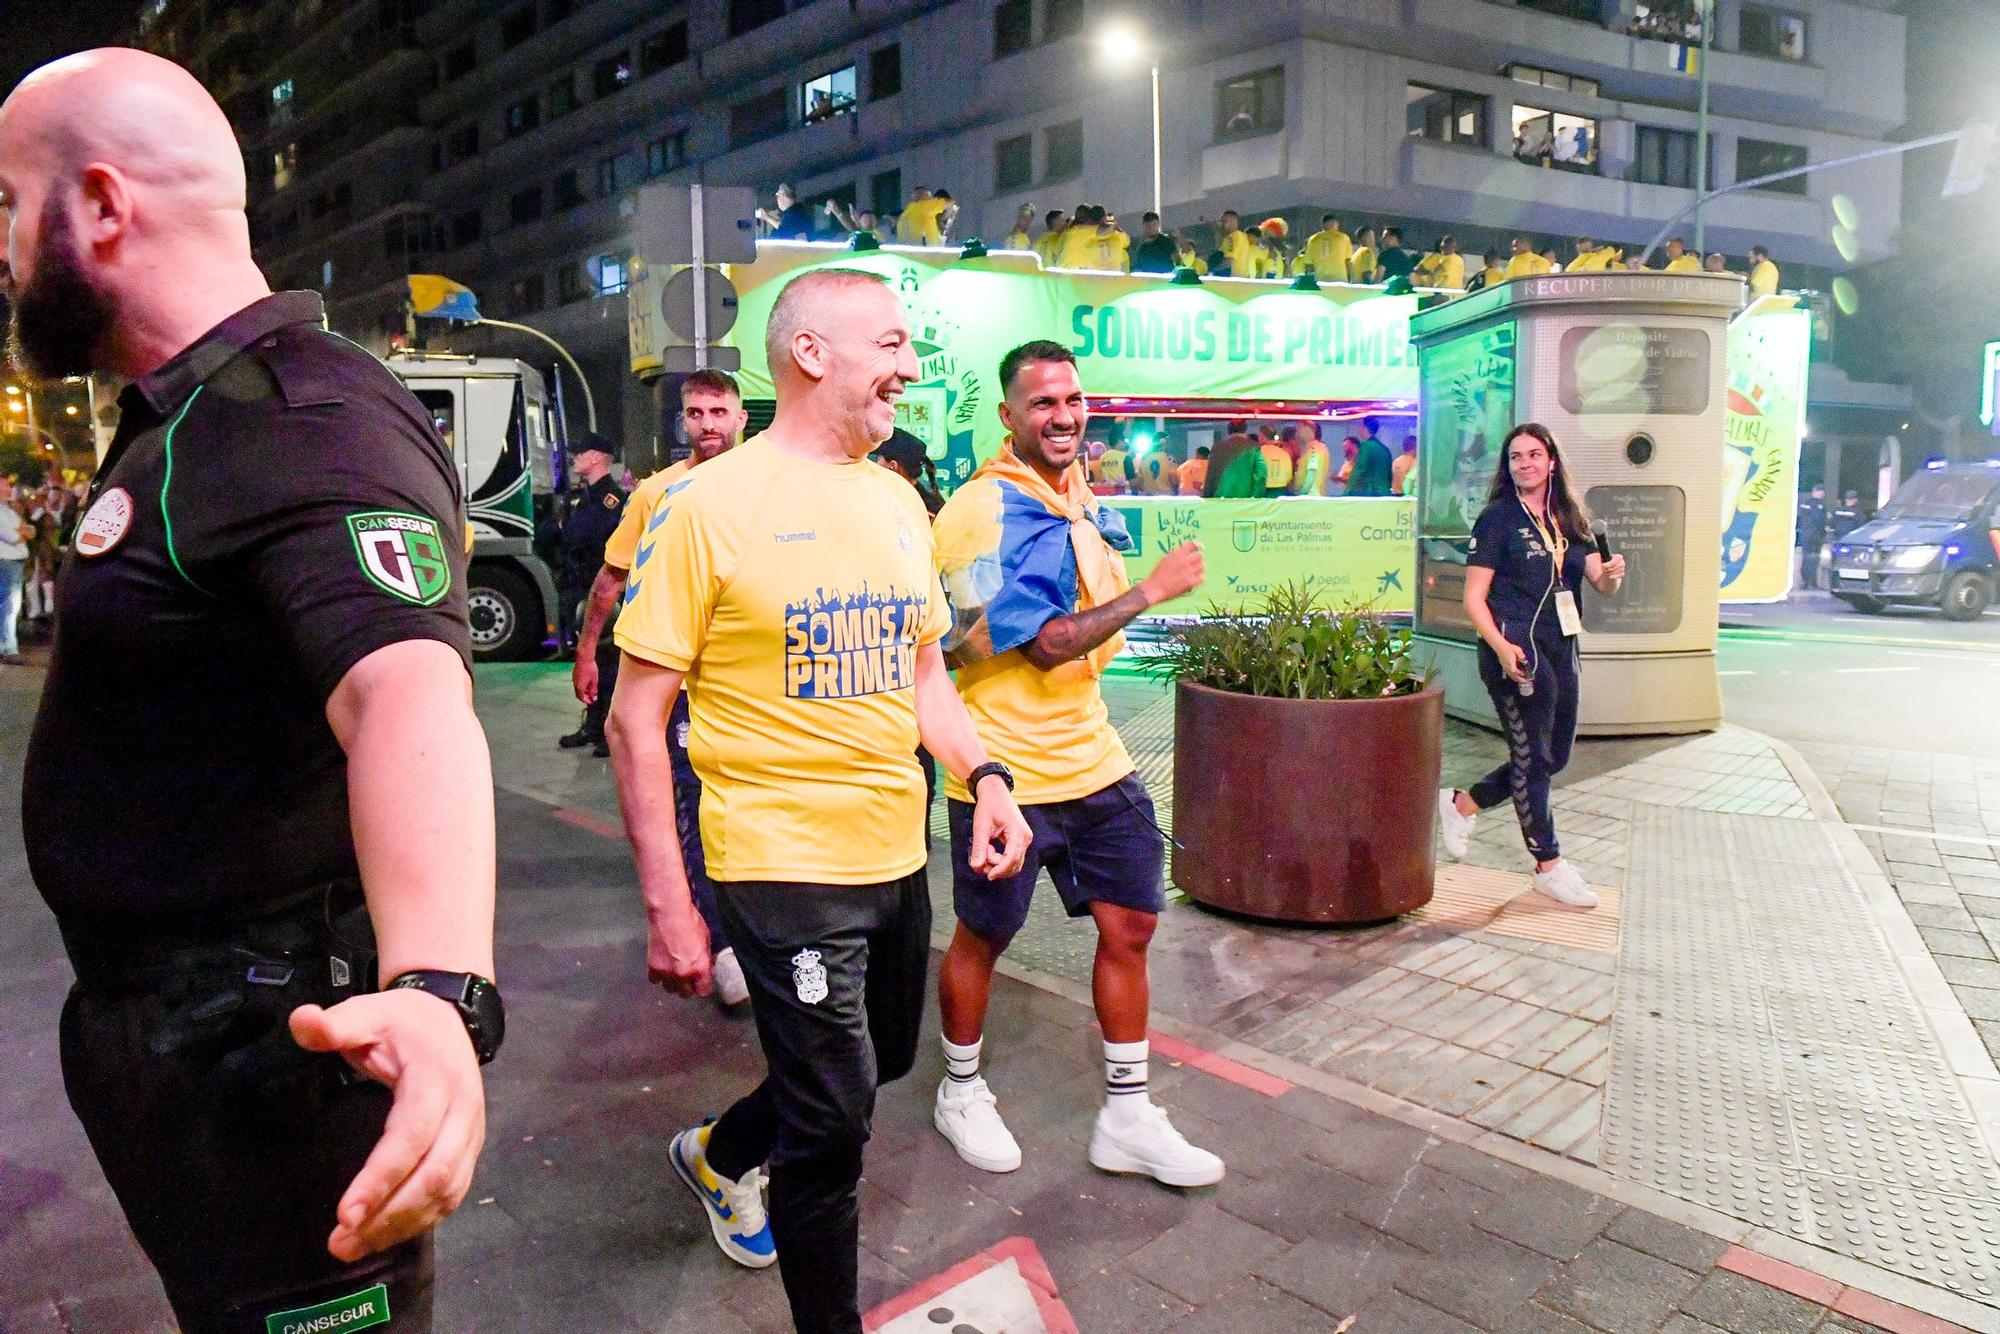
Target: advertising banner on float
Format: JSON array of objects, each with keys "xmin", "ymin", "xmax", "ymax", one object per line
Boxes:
[
  {"xmin": 1102, "ymin": 497, "xmax": 1416, "ymax": 615},
  {"xmin": 1720, "ymin": 305, "xmax": 1811, "ymax": 602},
  {"xmin": 636, "ymin": 244, "xmax": 1422, "ymax": 490}
]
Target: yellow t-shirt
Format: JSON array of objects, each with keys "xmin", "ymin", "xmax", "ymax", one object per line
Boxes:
[
  {"xmin": 603, "ymin": 460, "xmax": 691, "ymax": 572},
  {"xmin": 1505, "ymin": 252, "xmax": 1554, "ymax": 279},
  {"xmin": 1033, "ymin": 230, "xmax": 1064, "ymax": 267},
  {"xmin": 1055, "ymin": 224, "xmax": 1102, "ymax": 269},
  {"xmin": 615, "ymin": 441, "xmax": 947, "ymax": 884},
  {"xmin": 1749, "ymin": 259, "xmax": 1780, "ymax": 296},
  {"xmin": 1566, "ymin": 247, "xmax": 1615, "ymax": 272},
  {"xmin": 1003, "ymin": 227, "xmax": 1032, "ymax": 251},
  {"xmin": 1415, "ymin": 252, "xmax": 1466, "ymax": 290},
  {"xmin": 898, "ymin": 197, "xmax": 949, "ymax": 245},
  {"xmin": 1213, "ymin": 229, "xmax": 1255, "ymax": 277},
  {"xmin": 1293, "ymin": 441, "xmax": 1331, "ymax": 495},
  {"xmin": 1478, "ymin": 264, "xmax": 1508, "ymax": 289},
  {"xmin": 1097, "ymin": 227, "xmax": 1131, "ymax": 272},
  {"xmin": 1347, "ymin": 245, "xmax": 1377, "ymax": 283},
  {"xmin": 1259, "ymin": 443, "xmax": 1294, "ymax": 490},
  {"xmin": 1300, "ymin": 230, "xmax": 1352, "ymax": 281},
  {"xmin": 1664, "ymin": 253, "xmax": 1703, "ymax": 273}
]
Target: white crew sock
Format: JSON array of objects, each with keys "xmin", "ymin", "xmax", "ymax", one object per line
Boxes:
[
  {"xmin": 942, "ymin": 1035, "xmax": 982, "ymax": 1086},
  {"xmin": 1104, "ymin": 1038, "xmax": 1150, "ymax": 1123}
]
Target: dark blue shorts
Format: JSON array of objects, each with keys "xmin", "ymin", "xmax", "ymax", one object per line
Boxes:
[{"xmin": 948, "ymin": 773, "xmax": 1167, "ymax": 941}]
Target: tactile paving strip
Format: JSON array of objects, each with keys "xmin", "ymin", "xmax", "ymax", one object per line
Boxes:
[{"xmin": 1607, "ymin": 807, "xmax": 2000, "ymax": 1310}]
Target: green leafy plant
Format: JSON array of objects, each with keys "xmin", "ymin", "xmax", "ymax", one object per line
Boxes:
[{"xmin": 1143, "ymin": 583, "xmax": 1429, "ymax": 701}]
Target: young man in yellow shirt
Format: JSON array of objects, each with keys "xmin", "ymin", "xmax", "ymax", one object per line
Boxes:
[
  {"xmin": 1002, "ymin": 203, "xmax": 1035, "ymax": 251},
  {"xmin": 1033, "ymin": 208, "xmax": 1068, "ymax": 267},
  {"xmin": 931, "ymin": 340, "xmax": 1223, "ymax": 1188},
  {"xmin": 1292, "ymin": 420, "xmax": 1332, "ymax": 495},
  {"xmin": 1468, "ymin": 248, "xmax": 1508, "ymax": 292},
  {"xmin": 1412, "ymin": 234, "xmax": 1467, "ymax": 290},
  {"xmin": 1567, "ymin": 235, "xmax": 1616, "ymax": 271},
  {"xmin": 1662, "ymin": 237, "xmax": 1703, "ymax": 273},
  {"xmin": 1505, "ymin": 234, "xmax": 1553, "ymax": 279},
  {"xmin": 1213, "ymin": 209, "xmax": 1256, "ymax": 277},
  {"xmin": 1298, "ymin": 214, "xmax": 1352, "ymax": 280},
  {"xmin": 897, "ymin": 186, "xmax": 954, "ymax": 245},
  {"xmin": 1748, "ymin": 245, "xmax": 1780, "ymax": 296},
  {"xmin": 609, "ymin": 270, "xmax": 1031, "ymax": 1330},
  {"xmin": 575, "ymin": 369, "xmax": 750, "ymax": 1004},
  {"xmin": 1348, "ymin": 225, "xmax": 1379, "ymax": 283}
]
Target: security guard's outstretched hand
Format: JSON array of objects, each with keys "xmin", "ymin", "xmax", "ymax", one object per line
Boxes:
[{"xmin": 291, "ymin": 989, "xmax": 488, "ymax": 1262}]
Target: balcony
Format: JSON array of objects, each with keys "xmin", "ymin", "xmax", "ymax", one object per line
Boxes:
[{"xmin": 1202, "ymin": 130, "xmax": 1288, "ymax": 195}]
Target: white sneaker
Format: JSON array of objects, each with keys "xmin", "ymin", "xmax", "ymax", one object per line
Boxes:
[
  {"xmin": 712, "ymin": 947, "xmax": 750, "ymax": 1008},
  {"xmin": 1532, "ymin": 860, "xmax": 1599, "ymax": 908},
  {"xmin": 1437, "ymin": 789, "xmax": 1476, "ymax": 859},
  {"xmin": 1089, "ymin": 1102, "xmax": 1225, "ymax": 1188},
  {"xmin": 934, "ymin": 1077, "xmax": 1022, "ymax": 1173},
  {"xmin": 668, "ymin": 1121, "xmax": 777, "ymax": 1269}
]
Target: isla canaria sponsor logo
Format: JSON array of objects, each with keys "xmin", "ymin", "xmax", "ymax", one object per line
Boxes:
[{"xmin": 782, "ymin": 586, "xmax": 926, "ymax": 700}]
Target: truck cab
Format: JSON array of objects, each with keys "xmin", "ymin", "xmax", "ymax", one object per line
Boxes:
[
  {"xmin": 387, "ymin": 351, "xmax": 562, "ymax": 658},
  {"xmin": 1827, "ymin": 461, "xmax": 2000, "ymax": 621}
]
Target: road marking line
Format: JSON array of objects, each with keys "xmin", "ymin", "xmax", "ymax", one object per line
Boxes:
[
  {"xmin": 1845, "ymin": 822, "xmax": 2000, "ymax": 851},
  {"xmin": 1717, "ymin": 670, "xmax": 1755, "ymax": 676},
  {"xmin": 1886, "ymin": 649, "xmax": 2000, "ymax": 666},
  {"xmin": 1831, "ymin": 666, "xmax": 1919, "ymax": 674}
]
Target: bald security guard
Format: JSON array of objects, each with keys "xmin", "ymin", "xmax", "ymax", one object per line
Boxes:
[{"xmin": 3, "ymin": 50, "xmax": 498, "ymax": 1332}]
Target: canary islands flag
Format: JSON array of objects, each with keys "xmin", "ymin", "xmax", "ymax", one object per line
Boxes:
[
  {"xmin": 1670, "ymin": 43, "xmax": 1701, "ymax": 76},
  {"xmin": 408, "ymin": 274, "xmax": 482, "ymax": 321}
]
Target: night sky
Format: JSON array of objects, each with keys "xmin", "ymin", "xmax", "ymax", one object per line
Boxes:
[{"xmin": 0, "ymin": 2, "xmax": 134, "ymax": 91}]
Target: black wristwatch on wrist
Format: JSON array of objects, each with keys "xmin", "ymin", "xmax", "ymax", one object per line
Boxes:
[
  {"xmin": 388, "ymin": 971, "xmax": 506, "ymax": 1065},
  {"xmin": 967, "ymin": 760, "xmax": 1015, "ymax": 795}
]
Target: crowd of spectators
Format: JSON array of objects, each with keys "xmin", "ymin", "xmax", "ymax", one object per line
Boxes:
[{"xmin": 755, "ymin": 183, "xmax": 1784, "ymax": 297}]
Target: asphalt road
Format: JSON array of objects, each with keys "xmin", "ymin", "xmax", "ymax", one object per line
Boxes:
[{"xmin": 1717, "ymin": 592, "xmax": 2000, "ymax": 757}]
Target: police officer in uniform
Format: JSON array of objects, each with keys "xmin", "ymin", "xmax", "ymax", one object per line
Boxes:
[
  {"xmin": 3, "ymin": 50, "xmax": 500, "ymax": 1332},
  {"xmin": 555, "ymin": 432, "xmax": 626, "ymax": 756}
]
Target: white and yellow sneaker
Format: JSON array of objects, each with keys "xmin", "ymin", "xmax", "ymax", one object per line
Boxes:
[{"xmin": 669, "ymin": 1120, "xmax": 776, "ymax": 1268}]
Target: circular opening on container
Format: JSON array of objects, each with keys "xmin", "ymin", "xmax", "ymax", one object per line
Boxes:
[{"xmin": 1625, "ymin": 433, "xmax": 1656, "ymax": 466}]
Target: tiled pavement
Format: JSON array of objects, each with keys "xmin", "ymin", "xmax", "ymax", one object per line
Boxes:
[{"xmin": 2, "ymin": 661, "xmax": 1994, "ymax": 1331}]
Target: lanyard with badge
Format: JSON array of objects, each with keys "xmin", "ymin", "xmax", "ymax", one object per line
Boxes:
[{"xmin": 1522, "ymin": 500, "xmax": 1583, "ymax": 637}]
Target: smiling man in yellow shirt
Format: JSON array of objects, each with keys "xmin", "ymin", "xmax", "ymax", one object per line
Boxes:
[
  {"xmin": 1662, "ymin": 237, "xmax": 1703, "ymax": 273},
  {"xmin": 610, "ymin": 268, "xmax": 1030, "ymax": 1332},
  {"xmin": 929, "ymin": 339, "xmax": 1223, "ymax": 1190},
  {"xmin": 1298, "ymin": 214, "xmax": 1352, "ymax": 281}
]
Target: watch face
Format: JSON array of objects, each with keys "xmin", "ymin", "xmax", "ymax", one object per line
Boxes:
[{"xmin": 468, "ymin": 977, "xmax": 506, "ymax": 1060}]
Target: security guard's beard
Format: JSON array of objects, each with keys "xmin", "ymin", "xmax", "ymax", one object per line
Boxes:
[{"xmin": 6, "ymin": 201, "xmax": 114, "ymax": 384}]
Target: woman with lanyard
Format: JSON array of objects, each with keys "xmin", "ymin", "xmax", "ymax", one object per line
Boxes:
[{"xmin": 1437, "ymin": 423, "xmax": 1625, "ymax": 906}]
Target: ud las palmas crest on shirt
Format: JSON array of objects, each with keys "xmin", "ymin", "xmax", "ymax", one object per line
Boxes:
[
  {"xmin": 346, "ymin": 510, "xmax": 452, "ymax": 606},
  {"xmin": 792, "ymin": 948, "xmax": 829, "ymax": 1004}
]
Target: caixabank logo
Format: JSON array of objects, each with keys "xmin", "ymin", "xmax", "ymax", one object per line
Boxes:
[{"xmin": 782, "ymin": 585, "xmax": 928, "ymax": 699}]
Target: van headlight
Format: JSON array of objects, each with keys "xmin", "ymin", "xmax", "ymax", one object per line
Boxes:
[{"xmin": 1886, "ymin": 545, "xmax": 1941, "ymax": 570}]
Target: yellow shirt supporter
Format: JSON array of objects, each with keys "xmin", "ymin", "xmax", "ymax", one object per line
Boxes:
[
  {"xmin": 1347, "ymin": 245, "xmax": 1376, "ymax": 283},
  {"xmin": 1749, "ymin": 258, "xmax": 1780, "ymax": 296},
  {"xmin": 615, "ymin": 441, "xmax": 948, "ymax": 884},
  {"xmin": 1567, "ymin": 247, "xmax": 1617, "ymax": 272},
  {"xmin": 1003, "ymin": 227, "xmax": 1032, "ymax": 251},
  {"xmin": 1664, "ymin": 253, "xmax": 1703, "ymax": 273},
  {"xmin": 1300, "ymin": 228, "xmax": 1352, "ymax": 281},
  {"xmin": 1033, "ymin": 230, "xmax": 1064, "ymax": 267},
  {"xmin": 1215, "ymin": 228, "xmax": 1256, "ymax": 277},
  {"xmin": 898, "ymin": 196, "xmax": 949, "ymax": 245},
  {"xmin": 1414, "ymin": 252, "xmax": 1466, "ymax": 290},
  {"xmin": 1505, "ymin": 252, "xmax": 1553, "ymax": 279},
  {"xmin": 602, "ymin": 459, "xmax": 691, "ymax": 571}
]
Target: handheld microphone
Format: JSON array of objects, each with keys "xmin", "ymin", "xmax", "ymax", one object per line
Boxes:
[{"xmin": 1591, "ymin": 519, "xmax": 1613, "ymax": 561}]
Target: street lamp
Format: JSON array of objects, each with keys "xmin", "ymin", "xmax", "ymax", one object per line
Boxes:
[{"xmin": 1095, "ymin": 20, "xmax": 1162, "ymax": 222}]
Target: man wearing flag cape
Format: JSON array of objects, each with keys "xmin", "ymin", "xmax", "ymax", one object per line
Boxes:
[{"xmin": 928, "ymin": 339, "xmax": 1223, "ymax": 1187}]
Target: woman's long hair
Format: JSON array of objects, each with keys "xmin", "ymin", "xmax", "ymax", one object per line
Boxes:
[{"xmin": 1486, "ymin": 421, "xmax": 1592, "ymax": 541}]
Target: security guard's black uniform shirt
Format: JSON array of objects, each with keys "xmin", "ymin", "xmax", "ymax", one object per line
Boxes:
[
  {"xmin": 22, "ymin": 292, "xmax": 471, "ymax": 938},
  {"xmin": 556, "ymin": 472, "xmax": 625, "ymax": 594}
]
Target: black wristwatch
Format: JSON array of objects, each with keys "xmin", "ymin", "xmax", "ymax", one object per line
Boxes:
[
  {"xmin": 388, "ymin": 971, "xmax": 506, "ymax": 1065},
  {"xmin": 967, "ymin": 760, "xmax": 1015, "ymax": 795}
]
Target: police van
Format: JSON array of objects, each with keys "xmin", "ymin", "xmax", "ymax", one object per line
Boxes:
[
  {"xmin": 387, "ymin": 351, "xmax": 562, "ymax": 658},
  {"xmin": 1827, "ymin": 461, "xmax": 2000, "ymax": 621}
]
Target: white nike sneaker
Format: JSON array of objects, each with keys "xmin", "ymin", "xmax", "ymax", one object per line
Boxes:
[
  {"xmin": 1089, "ymin": 1102, "xmax": 1225, "ymax": 1188},
  {"xmin": 1437, "ymin": 789, "xmax": 1476, "ymax": 859},
  {"xmin": 712, "ymin": 947, "xmax": 750, "ymax": 1009},
  {"xmin": 934, "ymin": 1077, "xmax": 1022, "ymax": 1173},
  {"xmin": 1532, "ymin": 860, "xmax": 1598, "ymax": 908}
]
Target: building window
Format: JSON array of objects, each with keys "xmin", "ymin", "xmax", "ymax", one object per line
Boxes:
[
  {"xmin": 441, "ymin": 40, "xmax": 474, "ymax": 81},
  {"xmin": 505, "ymin": 95, "xmax": 540, "ymax": 137},
  {"xmin": 1511, "ymin": 105, "xmax": 1598, "ymax": 172},
  {"xmin": 595, "ymin": 252, "xmax": 628, "ymax": 297},
  {"xmin": 647, "ymin": 131, "xmax": 687, "ymax": 176},
  {"xmin": 729, "ymin": 0, "xmax": 785, "ymax": 39},
  {"xmin": 597, "ymin": 155, "xmax": 617, "ymax": 197},
  {"xmin": 730, "ymin": 86, "xmax": 789, "ymax": 147},
  {"xmin": 1737, "ymin": 137, "xmax": 1807, "ymax": 192},
  {"xmin": 1044, "ymin": 119, "xmax": 1083, "ymax": 181},
  {"xmin": 382, "ymin": 215, "xmax": 425, "ymax": 260},
  {"xmin": 548, "ymin": 73, "xmax": 577, "ymax": 118},
  {"xmin": 508, "ymin": 185, "xmax": 544, "ymax": 225},
  {"xmin": 1630, "ymin": 1, "xmax": 1705, "ymax": 44},
  {"xmin": 1215, "ymin": 66, "xmax": 1284, "ymax": 142},
  {"xmin": 871, "ymin": 168, "xmax": 903, "ymax": 216},
  {"xmin": 499, "ymin": 4, "xmax": 535, "ymax": 49},
  {"xmin": 445, "ymin": 122, "xmax": 480, "ymax": 164},
  {"xmin": 449, "ymin": 208, "xmax": 482, "ymax": 248},
  {"xmin": 641, "ymin": 22, "xmax": 688, "ymax": 76},
  {"xmin": 1522, "ymin": 0, "xmax": 1606, "ymax": 20},
  {"xmin": 870, "ymin": 44, "xmax": 902, "ymax": 100},
  {"xmin": 993, "ymin": 0, "xmax": 1030, "ymax": 59},
  {"xmin": 510, "ymin": 273, "xmax": 546, "ymax": 315},
  {"xmin": 1405, "ymin": 85, "xmax": 1488, "ymax": 147},
  {"xmin": 558, "ymin": 263, "xmax": 586, "ymax": 304},
  {"xmin": 272, "ymin": 141, "xmax": 298, "ymax": 190},
  {"xmin": 1044, "ymin": 0, "xmax": 1083, "ymax": 42},
  {"xmin": 1741, "ymin": 6, "xmax": 1807, "ymax": 61},
  {"xmin": 993, "ymin": 133, "xmax": 1033, "ymax": 192},
  {"xmin": 554, "ymin": 169, "xmax": 585, "ymax": 210},
  {"xmin": 1633, "ymin": 125, "xmax": 1706, "ymax": 188},
  {"xmin": 269, "ymin": 77, "xmax": 294, "ymax": 127},
  {"xmin": 802, "ymin": 65, "xmax": 856, "ymax": 124},
  {"xmin": 592, "ymin": 51, "xmax": 633, "ymax": 97},
  {"xmin": 1505, "ymin": 64, "xmax": 1600, "ymax": 98}
]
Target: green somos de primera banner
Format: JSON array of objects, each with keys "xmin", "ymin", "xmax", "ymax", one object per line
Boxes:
[{"xmin": 703, "ymin": 245, "xmax": 1421, "ymax": 490}]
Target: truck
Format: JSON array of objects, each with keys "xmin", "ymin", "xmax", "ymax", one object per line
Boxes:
[
  {"xmin": 387, "ymin": 350, "xmax": 563, "ymax": 658},
  {"xmin": 1825, "ymin": 460, "xmax": 2000, "ymax": 621}
]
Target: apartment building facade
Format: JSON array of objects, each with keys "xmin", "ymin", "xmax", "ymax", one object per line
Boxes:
[{"xmin": 137, "ymin": 0, "xmax": 1909, "ymax": 459}]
